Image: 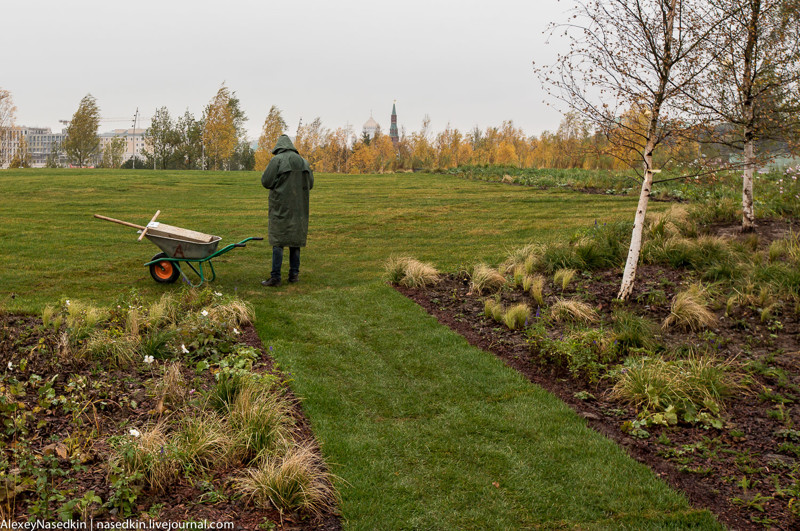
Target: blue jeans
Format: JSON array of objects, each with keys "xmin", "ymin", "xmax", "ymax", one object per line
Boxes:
[{"xmin": 271, "ymin": 246, "xmax": 300, "ymax": 279}]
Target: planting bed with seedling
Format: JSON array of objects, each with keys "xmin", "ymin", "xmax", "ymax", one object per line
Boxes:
[
  {"xmin": 391, "ymin": 210, "xmax": 800, "ymax": 530},
  {"xmin": 0, "ymin": 289, "xmax": 339, "ymax": 529}
]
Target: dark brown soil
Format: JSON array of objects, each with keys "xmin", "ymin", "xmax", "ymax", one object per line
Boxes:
[
  {"xmin": 0, "ymin": 315, "xmax": 341, "ymax": 531},
  {"xmin": 396, "ymin": 219, "xmax": 800, "ymax": 531}
]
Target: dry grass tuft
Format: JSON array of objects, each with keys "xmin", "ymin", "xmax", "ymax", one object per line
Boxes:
[
  {"xmin": 550, "ymin": 298, "xmax": 598, "ymax": 324},
  {"xmin": 235, "ymin": 443, "xmax": 338, "ymax": 516},
  {"xmin": 383, "ymin": 256, "xmax": 439, "ymax": 288},
  {"xmin": 501, "ymin": 243, "xmax": 542, "ymax": 275},
  {"xmin": 113, "ymin": 423, "xmax": 179, "ymax": 492},
  {"xmin": 207, "ymin": 300, "xmax": 255, "ymax": 328},
  {"xmin": 401, "ymin": 259, "xmax": 440, "ymax": 288},
  {"xmin": 146, "ymin": 293, "xmax": 180, "ymax": 327},
  {"xmin": 663, "ymin": 285, "xmax": 717, "ymax": 332},
  {"xmin": 228, "ymin": 381, "xmax": 295, "ymax": 463},
  {"xmin": 174, "ymin": 414, "xmax": 233, "ymax": 472},
  {"xmin": 83, "ymin": 330, "xmax": 140, "ymax": 368},
  {"xmin": 153, "ymin": 362, "xmax": 188, "ymax": 407},
  {"xmin": 469, "ymin": 264, "xmax": 506, "ymax": 295},
  {"xmin": 528, "ymin": 274, "xmax": 546, "ymax": 306}
]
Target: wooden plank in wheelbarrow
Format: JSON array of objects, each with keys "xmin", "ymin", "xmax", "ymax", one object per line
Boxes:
[{"xmin": 145, "ymin": 222, "xmax": 215, "ymax": 243}]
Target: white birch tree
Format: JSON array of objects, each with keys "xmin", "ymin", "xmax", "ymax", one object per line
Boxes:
[
  {"xmin": 0, "ymin": 88, "xmax": 17, "ymax": 167},
  {"xmin": 536, "ymin": 0, "xmax": 724, "ymax": 300},
  {"xmin": 688, "ymin": 0, "xmax": 800, "ymax": 232}
]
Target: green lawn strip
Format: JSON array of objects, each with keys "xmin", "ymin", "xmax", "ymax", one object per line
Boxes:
[
  {"xmin": 255, "ymin": 283, "xmax": 719, "ymax": 529},
  {"xmin": 0, "ymin": 169, "xmax": 719, "ymax": 528}
]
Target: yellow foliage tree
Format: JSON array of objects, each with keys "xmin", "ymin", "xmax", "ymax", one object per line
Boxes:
[
  {"xmin": 371, "ymin": 130, "xmax": 397, "ymax": 172},
  {"xmin": 316, "ymin": 127, "xmax": 352, "ymax": 173},
  {"xmin": 295, "ymin": 117, "xmax": 326, "ymax": 169},
  {"xmin": 254, "ymin": 105, "xmax": 288, "ymax": 171},
  {"xmin": 349, "ymin": 139, "xmax": 375, "ymax": 174},
  {"xmin": 203, "ymin": 84, "xmax": 237, "ymax": 171}
]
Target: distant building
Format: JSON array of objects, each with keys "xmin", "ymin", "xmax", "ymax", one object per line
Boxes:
[
  {"xmin": 0, "ymin": 126, "xmax": 147, "ymax": 168},
  {"xmin": 1, "ymin": 126, "xmax": 67, "ymax": 168},
  {"xmin": 99, "ymin": 128, "xmax": 147, "ymax": 164},
  {"xmin": 362, "ymin": 114, "xmax": 379, "ymax": 139}
]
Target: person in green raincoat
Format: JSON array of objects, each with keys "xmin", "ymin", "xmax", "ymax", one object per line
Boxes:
[{"xmin": 260, "ymin": 134, "xmax": 314, "ymax": 286}]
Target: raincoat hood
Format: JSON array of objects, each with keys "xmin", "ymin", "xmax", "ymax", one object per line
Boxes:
[{"xmin": 272, "ymin": 135, "xmax": 298, "ymax": 155}]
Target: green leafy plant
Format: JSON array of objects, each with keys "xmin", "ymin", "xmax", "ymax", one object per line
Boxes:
[{"xmin": 611, "ymin": 355, "xmax": 743, "ymax": 427}]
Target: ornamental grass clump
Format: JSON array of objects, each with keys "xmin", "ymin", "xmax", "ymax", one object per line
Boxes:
[
  {"xmin": 611, "ymin": 355, "xmax": 743, "ymax": 426},
  {"xmin": 384, "ymin": 256, "xmax": 414, "ymax": 284},
  {"xmin": 112, "ymin": 423, "xmax": 179, "ymax": 492},
  {"xmin": 152, "ymin": 362, "xmax": 188, "ymax": 407},
  {"xmin": 83, "ymin": 329, "xmax": 140, "ymax": 368},
  {"xmin": 484, "ymin": 298, "xmax": 504, "ymax": 322},
  {"xmin": 528, "ymin": 274, "xmax": 546, "ymax": 306},
  {"xmin": 469, "ymin": 264, "xmax": 506, "ymax": 295},
  {"xmin": 550, "ymin": 298, "xmax": 598, "ymax": 324},
  {"xmin": 612, "ymin": 309, "xmax": 657, "ymax": 355},
  {"xmin": 235, "ymin": 444, "xmax": 337, "ymax": 516},
  {"xmin": 228, "ymin": 380, "xmax": 294, "ymax": 463},
  {"xmin": 501, "ymin": 243, "xmax": 541, "ymax": 275},
  {"xmin": 383, "ymin": 256, "xmax": 439, "ymax": 288},
  {"xmin": 145, "ymin": 293, "xmax": 180, "ymax": 328},
  {"xmin": 503, "ymin": 303, "xmax": 531, "ymax": 330},
  {"xmin": 662, "ymin": 285, "xmax": 717, "ymax": 332},
  {"xmin": 646, "ymin": 205, "xmax": 688, "ymax": 240},
  {"xmin": 402, "ymin": 259, "xmax": 440, "ymax": 288},
  {"xmin": 207, "ymin": 299, "xmax": 255, "ymax": 329},
  {"xmin": 553, "ymin": 268, "xmax": 577, "ymax": 291},
  {"xmin": 173, "ymin": 414, "xmax": 232, "ymax": 473}
]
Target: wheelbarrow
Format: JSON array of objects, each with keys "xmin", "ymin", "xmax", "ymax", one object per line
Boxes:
[{"xmin": 95, "ymin": 211, "xmax": 262, "ymax": 287}]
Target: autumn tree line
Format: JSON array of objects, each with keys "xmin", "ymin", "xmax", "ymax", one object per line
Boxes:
[{"xmin": 4, "ymin": 82, "xmax": 772, "ymax": 174}]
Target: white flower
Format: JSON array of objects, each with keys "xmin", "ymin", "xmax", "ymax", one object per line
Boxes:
[
  {"xmin": 7, "ymin": 362, "xmax": 13, "ymax": 370},
  {"xmin": 201, "ymin": 309, "xmax": 209, "ymax": 317},
  {"xmin": 213, "ymin": 291, "xmax": 222, "ymax": 297},
  {"xmin": 181, "ymin": 344, "xmax": 189, "ymax": 354},
  {"xmin": 65, "ymin": 300, "xmax": 70, "ymax": 306},
  {"xmin": 233, "ymin": 328, "xmax": 240, "ymax": 335},
  {"xmin": 143, "ymin": 355, "xmax": 154, "ymax": 364},
  {"xmin": 129, "ymin": 428, "xmax": 141, "ymax": 438}
]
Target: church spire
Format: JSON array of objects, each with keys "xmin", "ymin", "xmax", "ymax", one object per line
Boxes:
[{"xmin": 389, "ymin": 100, "xmax": 399, "ymax": 145}]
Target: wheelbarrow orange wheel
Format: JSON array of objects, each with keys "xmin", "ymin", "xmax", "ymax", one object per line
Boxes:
[{"xmin": 149, "ymin": 253, "xmax": 180, "ymax": 284}]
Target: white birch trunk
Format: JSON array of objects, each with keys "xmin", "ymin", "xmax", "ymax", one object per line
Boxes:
[
  {"xmin": 617, "ymin": 166, "xmax": 654, "ymax": 300},
  {"xmin": 742, "ymin": 127, "xmax": 756, "ymax": 233}
]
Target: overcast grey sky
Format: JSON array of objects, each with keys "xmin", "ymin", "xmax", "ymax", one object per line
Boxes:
[{"xmin": 1, "ymin": 0, "xmax": 569, "ymax": 141}]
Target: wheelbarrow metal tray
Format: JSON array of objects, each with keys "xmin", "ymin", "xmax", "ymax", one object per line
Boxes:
[{"xmin": 145, "ymin": 232, "xmax": 222, "ymax": 260}]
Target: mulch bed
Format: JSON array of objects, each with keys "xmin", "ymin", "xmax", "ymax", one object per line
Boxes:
[
  {"xmin": 0, "ymin": 316, "xmax": 341, "ymax": 531},
  {"xmin": 396, "ymin": 220, "xmax": 800, "ymax": 531}
]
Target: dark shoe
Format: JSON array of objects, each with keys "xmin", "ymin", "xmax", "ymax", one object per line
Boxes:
[
  {"xmin": 261, "ymin": 277, "xmax": 281, "ymax": 287},
  {"xmin": 288, "ymin": 273, "xmax": 299, "ymax": 283}
]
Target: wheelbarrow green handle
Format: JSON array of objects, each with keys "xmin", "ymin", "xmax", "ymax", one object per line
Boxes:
[{"xmin": 232, "ymin": 236, "xmax": 264, "ymax": 248}]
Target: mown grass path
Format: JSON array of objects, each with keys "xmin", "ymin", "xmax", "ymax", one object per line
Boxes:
[{"xmin": 0, "ymin": 170, "xmax": 719, "ymax": 529}]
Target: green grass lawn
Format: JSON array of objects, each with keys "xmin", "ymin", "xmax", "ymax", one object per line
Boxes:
[{"xmin": 0, "ymin": 169, "xmax": 720, "ymax": 529}]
